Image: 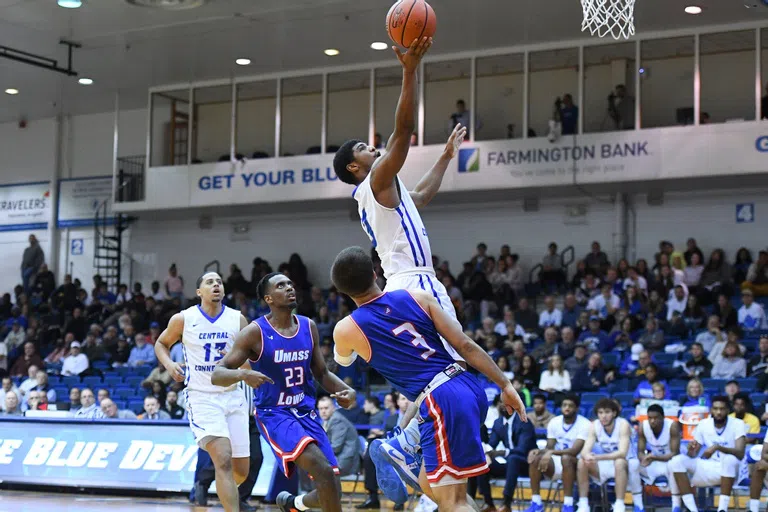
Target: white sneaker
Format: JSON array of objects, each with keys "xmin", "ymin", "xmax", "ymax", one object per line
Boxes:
[
  {"xmin": 577, "ymin": 503, "xmax": 590, "ymax": 512},
  {"xmin": 414, "ymin": 494, "xmax": 438, "ymax": 512}
]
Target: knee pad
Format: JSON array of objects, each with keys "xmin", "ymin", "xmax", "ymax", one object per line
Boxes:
[{"xmin": 720, "ymin": 454, "xmax": 739, "ymax": 478}]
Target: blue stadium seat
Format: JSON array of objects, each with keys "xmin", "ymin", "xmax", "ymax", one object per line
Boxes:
[
  {"xmin": 750, "ymin": 393, "xmax": 765, "ymax": 408},
  {"xmin": 125, "ymin": 376, "xmax": 144, "ymax": 388},
  {"xmin": 742, "ymin": 339, "xmax": 758, "ymax": 353},
  {"xmin": 113, "ymin": 400, "xmax": 127, "ymax": 410},
  {"xmin": 582, "ymin": 392, "xmax": 605, "ymax": 404},
  {"xmin": 81, "ymin": 376, "xmax": 103, "ymax": 388},
  {"xmin": 602, "ymin": 353, "xmax": 619, "ymax": 367},
  {"xmin": 654, "ymin": 353, "xmax": 677, "ymax": 366},
  {"xmin": 103, "ymin": 376, "xmax": 123, "ymax": 387},
  {"xmin": 702, "ymin": 378, "xmax": 727, "ymax": 392},
  {"xmin": 669, "ymin": 379, "xmax": 689, "ymax": 389},
  {"xmin": 668, "ymin": 386, "xmax": 686, "ymax": 399},
  {"xmin": 61, "ymin": 376, "xmax": 80, "ymax": 388},
  {"xmin": 53, "ymin": 386, "xmax": 68, "ymax": 399},
  {"xmin": 134, "ymin": 366, "xmax": 152, "ymax": 377},
  {"xmin": 91, "ymin": 360, "xmax": 109, "ymax": 371},
  {"xmin": 612, "ymin": 392, "xmax": 635, "ymax": 407},
  {"xmin": 48, "ymin": 375, "xmax": 63, "ymax": 386},
  {"xmin": 127, "ymin": 398, "xmax": 145, "ymax": 413},
  {"xmin": 115, "ymin": 367, "xmax": 132, "ymax": 376},
  {"xmin": 737, "ymin": 378, "xmax": 757, "ymax": 390},
  {"xmin": 114, "ymin": 388, "xmax": 137, "ymax": 400}
]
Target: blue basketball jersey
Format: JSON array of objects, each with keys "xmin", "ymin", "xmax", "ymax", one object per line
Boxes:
[
  {"xmin": 350, "ymin": 290, "xmax": 456, "ymax": 401},
  {"xmin": 250, "ymin": 315, "xmax": 317, "ymax": 410}
]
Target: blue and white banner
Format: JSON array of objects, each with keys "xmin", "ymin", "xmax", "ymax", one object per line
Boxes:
[
  {"xmin": 57, "ymin": 176, "xmax": 113, "ymax": 228},
  {"xmin": 0, "ymin": 181, "xmax": 51, "ymax": 231}
]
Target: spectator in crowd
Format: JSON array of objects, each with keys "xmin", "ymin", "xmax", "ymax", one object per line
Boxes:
[
  {"xmin": 561, "ymin": 293, "xmax": 582, "ymax": 329},
  {"xmin": 69, "ymin": 388, "xmax": 81, "ymax": 413},
  {"xmin": 748, "ymin": 335, "xmax": 768, "ymax": 377},
  {"xmin": 565, "ymin": 343, "xmax": 589, "ymax": 377},
  {"xmin": 73, "ymin": 388, "xmax": 104, "ymax": 419},
  {"xmin": 539, "ymin": 354, "xmax": 572, "ymax": 397},
  {"xmin": 724, "ymin": 380, "xmax": 741, "ymax": 403},
  {"xmin": 683, "ymin": 342, "xmax": 713, "ymax": 379},
  {"xmin": 711, "ymin": 341, "xmax": 747, "ymax": 379},
  {"xmin": 633, "ymin": 363, "xmax": 669, "ymax": 404},
  {"xmin": 517, "ymin": 355, "xmax": 540, "ymax": 390},
  {"xmin": 530, "ymin": 394, "xmax": 555, "ymax": 429},
  {"xmin": 713, "ymin": 294, "xmax": 739, "ymax": 330},
  {"xmin": 101, "ymin": 398, "xmax": 137, "ymax": 420},
  {"xmin": 681, "ymin": 378, "xmax": 710, "ymax": 407},
  {"xmin": 587, "ymin": 284, "xmax": 620, "ymax": 325},
  {"xmin": 666, "ymin": 285, "xmax": 688, "ymax": 321},
  {"xmin": 538, "ymin": 296, "xmax": 563, "ymax": 329},
  {"xmin": 638, "ymin": 317, "xmax": 665, "ymax": 353},
  {"xmin": 164, "ymin": 264, "xmax": 184, "ymax": 300},
  {"xmin": 584, "ymin": 241, "xmax": 609, "ymax": 277},
  {"xmin": 448, "ymin": 99, "xmax": 481, "ymax": 138},
  {"xmin": 61, "ymin": 341, "xmax": 89, "ymax": 376},
  {"xmin": 730, "ymin": 393, "xmax": 760, "ymax": 434},
  {"xmin": 10, "ymin": 342, "xmax": 44, "ymax": 378},
  {"xmin": 577, "ymin": 316, "xmax": 610, "ymax": 352},
  {"xmin": 128, "ymin": 333, "xmax": 156, "ymax": 367},
  {"xmin": 33, "ymin": 370, "xmax": 55, "ymax": 403},
  {"xmin": 709, "ymin": 328, "xmax": 746, "ymax": 367},
  {"xmin": 556, "ymin": 326, "xmax": 578, "ymax": 361},
  {"xmin": 1, "ymin": 390, "xmax": 21, "ymax": 416},
  {"xmin": 141, "ymin": 364, "xmax": 173, "ymax": 389},
  {"xmin": 164, "ymin": 390, "xmax": 185, "ymax": 420},
  {"xmin": 138, "ymin": 395, "xmax": 170, "ymax": 420},
  {"xmin": 97, "ymin": 388, "xmax": 110, "ymax": 404},
  {"xmin": 540, "ymin": 243, "xmax": 565, "ymax": 292},
  {"xmin": 532, "ymin": 328, "xmax": 559, "ymax": 364},
  {"xmin": 733, "ymin": 248, "xmax": 753, "ymax": 285},
  {"xmin": 4, "ymin": 320, "xmax": 25, "ymax": 353},
  {"xmin": 609, "ymin": 84, "xmax": 635, "ymax": 130},
  {"xmin": 741, "ymin": 250, "xmax": 768, "ymax": 296},
  {"xmin": 515, "ymin": 298, "xmax": 539, "ymax": 333},
  {"xmin": 362, "ymin": 396, "xmax": 385, "ymax": 427},
  {"xmin": 573, "ymin": 352, "xmax": 608, "ymax": 391},
  {"xmin": 25, "ymin": 390, "xmax": 46, "ymax": 412},
  {"xmin": 556, "ymin": 94, "xmax": 578, "ymax": 135},
  {"xmin": 318, "ymin": 396, "xmax": 360, "ymax": 477},
  {"xmin": 699, "ymin": 249, "xmax": 733, "ymax": 304},
  {"xmin": 0, "ymin": 378, "xmax": 19, "ymax": 411},
  {"xmin": 738, "ymin": 289, "xmax": 767, "ymax": 331},
  {"xmin": 21, "ymin": 234, "xmax": 44, "ymax": 293},
  {"xmin": 17, "ymin": 364, "xmax": 39, "ymax": 397},
  {"xmin": 110, "ymin": 337, "xmax": 131, "ymax": 367},
  {"xmin": 696, "ymin": 315, "xmax": 726, "ymax": 353}
]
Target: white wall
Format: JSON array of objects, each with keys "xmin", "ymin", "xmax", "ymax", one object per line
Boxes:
[
  {"xmin": 0, "ymin": 118, "xmax": 57, "ymax": 183},
  {"xmin": 0, "ymin": 229, "xmax": 51, "ymax": 296}
]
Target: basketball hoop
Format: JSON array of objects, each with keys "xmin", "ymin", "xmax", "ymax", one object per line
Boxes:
[{"xmin": 581, "ymin": 0, "xmax": 636, "ymax": 40}]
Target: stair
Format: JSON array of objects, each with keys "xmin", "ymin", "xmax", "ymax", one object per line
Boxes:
[{"xmin": 93, "ymin": 200, "xmax": 133, "ymax": 292}]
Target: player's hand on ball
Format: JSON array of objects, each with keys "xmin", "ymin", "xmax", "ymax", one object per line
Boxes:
[
  {"xmin": 243, "ymin": 370, "xmax": 274, "ymax": 389},
  {"xmin": 167, "ymin": 362, "xmax": 186, "ymax": 382},
  {"xmin": 331, "ymin": 389, "xmax": 357, "ymax": 409},
  {"xmin": 445, "ymin": 124, "xmax": 467, "ymax": 158},
  {"xmin": 502, "ymin": 383, "xmax": 527, "ymax": 422},
  {"xmin": 393, "ymin": 36, "xmax": 432, "ymax": 73}
]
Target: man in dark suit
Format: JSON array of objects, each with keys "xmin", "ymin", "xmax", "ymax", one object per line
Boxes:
[
  {"xmin": 318, "ymin": 396, "xmax": 361, "ymax": 477},
  {"xmin": 473, "ymin": 395, "xmax": 536, "ymax": 512}
]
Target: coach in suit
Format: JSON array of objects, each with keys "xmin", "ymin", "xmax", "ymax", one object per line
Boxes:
[{"xmin": 318, "ymin": 396, "xmax": 361, "ymax": 476}]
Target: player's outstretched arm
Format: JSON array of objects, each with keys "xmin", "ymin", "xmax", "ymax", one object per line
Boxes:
[
  {"xmin": 310, "ymin": 320, "xmax": 356, "ymax": 409},
  {"xmin": 410, "ymin": 124, "xmax": 467, "ymax": 208},
  {"xmin": 370, "ymin": 37, "xmax": 432, "ymax": 198},
  {"xmin": 211, "ymin": 323, "xmax": 273, "ymax": 389},
  {"xmin": 411, "ymin": 290, "xmax": 526, "ymax": 421},
  {"xmin": 155, "ymin": 313, "xmax": 185, "ymax": 382}
]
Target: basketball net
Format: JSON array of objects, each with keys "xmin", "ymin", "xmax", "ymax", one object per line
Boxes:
[{"xmin": 581, "ymin": 0, "xmax": 636, "ymax": 40}]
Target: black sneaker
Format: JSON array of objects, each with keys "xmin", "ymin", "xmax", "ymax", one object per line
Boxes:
[
  {"xmin": 239, "ymin": 500, "xmax": 258, "ymax": 511},
  {"xmin": 276, "ymin": 491, "xmax": 298, "ymax": 512},
  {"xmin": 194, "ymin": 481, "xmax": 208, "ymax": 507}
]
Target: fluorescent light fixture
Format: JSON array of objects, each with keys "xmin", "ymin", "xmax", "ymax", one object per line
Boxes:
[
  {"xmin": 324, "ymin": 48, "xmax": 340, "ymax": 56},
  {"xmin": 235, "ymin": 58, "xmax": 251, "ymax": 66},
  {"xmin": 4, "ymin": 88, "xmax": 18, "ymax": 95},
  {"xmin": 78, "ymin": 78, "xmax": 93, "ymax": 85},
  {"xmin": 370, "ymin": 42, "xmax": 388, "ymax": 50},
  {"xmin": 58, "ymin": 0, "xmax": 82, "ymax": 8},
  {"xmin": 684, "ymin": 5, "xmax": 702, "ymax": 14}
]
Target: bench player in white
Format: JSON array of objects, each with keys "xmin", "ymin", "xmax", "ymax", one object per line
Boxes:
[
  {"xmin": 154, "ymin": 272, "xmax": 250, "ymax": 512},
  {"xmin": 637, "ymin": 404, "xmax": 681, "ymax": 510},
  {"xmin": 577, "ymin": 398, "xmax": 640, "ymax": 512},
  {"xmin": 669, "ymin": 396, "xmax": 746, "ymax": 512},
  {"xmin": 748, "ymin": 428, "xmax": 768, "ymax": 512},
  {"xmin": 526, "ymin": 394, "xmax": 591, "ymax": 512},
  {"xmin": 332, "ymin": 35, "xmax": 468, "ymax": 498}
]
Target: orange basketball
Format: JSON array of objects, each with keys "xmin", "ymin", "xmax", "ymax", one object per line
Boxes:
[{"xmin": 386, "ymin": 0, "xmax": 437, "ymax": 49}]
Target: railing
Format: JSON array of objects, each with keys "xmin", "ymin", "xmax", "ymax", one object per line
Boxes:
[
  {"xmin": 115, "ymin": 156, "xmax": 145, "ymax": 203},
  {"xmin": 560, "ymin": 245, "xmax": 575, "ymax": 277},
  {"xmin": 203, "ymin": 260, "xmax": 220, "ymax": 274}
]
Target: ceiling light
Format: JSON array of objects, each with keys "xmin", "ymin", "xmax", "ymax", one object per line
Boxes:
[
  {"xmin": 684, "ymin": 5, "xmax": 702, "ymax": 14},
  {"xmin": 235, "ymin": 58, "xmax": 251, "ymax": 66},
  {"xmin": 4, "ymin": 88, "xmax": 18, "ymax": 95},
  {"xmin": 324, "ymin": 48, "xmax": 340, "ymax": 56},
  {"xmin": 58, "ymin": 0, "xmax": 82, "ymax": 7},
  {"xmin": 370, "ymin": 42, "xmax": 388, "ymax": 51},
  {"xmin": 78, "ymin": 78, "xmax": 93, "ymax": 85}
]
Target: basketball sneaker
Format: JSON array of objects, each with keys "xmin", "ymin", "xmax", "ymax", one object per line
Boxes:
[
  {"xmin": 414, "ymin": 494, "xmax": 438, "ymax": 512},
  {"xmin": 524, "ymin": 503, "xmax": 545, "ymax": 512},
  {"xmin": 368, "ymin": 439, "xmax": 410, "ymax": 505},
  {"xmin": 562, "ymin": 505, "xmax": 575, "ymax": 512},
  {"xmin": 380, "ymin": 427, "xmax": 423, "ymax": 491},
  {"xmin": 276, "ymin": 491, "xmax": 298, "ymax": 512}
]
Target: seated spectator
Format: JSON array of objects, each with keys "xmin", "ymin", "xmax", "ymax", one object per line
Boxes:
[
  {"xmin": 317, "ymin": 396, "xmax": 360, "ymax": 477},
  {"xmin": 666, "ymin": 311, "xmax": 689, "ymax": 339},
  {"xmin": 623, "ymin": 267, "xmax": 648, "ymax": 295},
  {"xmin": 69, "ymin": 387, "xmax": 81, "ymax": 413},
  {"xmin": 82, "ymin": 333, "xmax": 105, "ymax": 363},
  {"xmin": 713, "ymin": 294, "xmax": 738, "ymax": 330},
  {"xmin": 517, "ymin": 355, "xmax": 540, "ymax": 390},
  {"xmin": 680, "ymin": 377, "xmax": 711, "ymax": 407},
  {"xmin": 682, "ymin": 294, "xmax": 706, "ymax": 332},
  {"xmin": 128, "ymin": 333, "xmax": 156, "ymax": 367},
  {"xmin": 169, "ymin": 339, "xmax": 184, "ymax": 364},
  {"xmin": 610, "ymin": 317, "xmax": 638, "ymax": 353},
  {"xmin": 73, "ymin": 388, "xmax": 104, "ymax": 419},
  {"xmin": 696, "ymin": 315, "xmax": 726, "ymax": 353},
  {"xmin": 724, "ymin": 380, "xmax": 741, "ymax": 403},
  {"xmin": 496, "ymin": 355, "xmax": 514, "ymax": 380},
  {"xmin": 738, "ymin": 289, "xmax": 767, "ymax": 331},
  {"xmin": 584, "ymin": 241, "xmax": 609, "ymax": 276},
  {"xmin": 61, "ymin": 341, "xmax": 89, "ymax": 376},
  {"xmin": 363, "ymin": 396, "xmax": 385, "ymax": 427},
  {"xmin": 561, "ymin": 293, "xmax": 582, "ymax": 329},
  {"xmin": 100, "ymin": 397, "xmax": 137, "ymax": 419},
  {"xmin": 634, "ymin": 363, "xmax": 669, "ymax": 404},
  {"xmin": 45, "ymin": 336, "xmax": 70, "ymax": 365},
  {"xmin": 621, "ymin": 286, "xmax": 647, "ymax": 319},
  {"xmin": 25, "ymin": 390, "xmax": 45, "ymax": 412},
  {"xmin": 730, "ymin": 392, "xmax": 760, "ymax": 434},
  {"xmin": 741, "ymin": 250, "xmax": 768, "ymax": 297},
  {"xmin": 531, "ymin": 328, "xmax": 559, "ymax": 364},
  {"xmin": 733, "ymin": 248, "xmax": 753, "ymax": 285},
  {"xmin": 17, "ymin": 364, "xmax": 39, "ymax": 398},
  {"xmin": 495, "ymin": 307, "xmax": 526, "ymax": 340},
  {"xmin": 572, "ymin": 352, "xmax": 608, "ymax": 391},
  {"xmin": 577, "ymin": 316, "xmax": 611, "ymax": 352},
  {"xmin": 556, "ymin": 326, "xmax": 577, "ymax": 361},
  {"xmin": 650, "ymin": 381, "xmax": 667, "ymax": 401},
  {"xmin": 540, "ymin": 243, "xmax": 566, "ymax": 292},
  {"xmin": 530, "ymin": 394, "xmax": 555, "ymax": 429},
  {"xmin": 620, "ymin": 344, "xmax": 647, "ymax": 376},
  {"xmin": 512, "ymin": 376, "xmax": 532, "ymax": 407},
  {"xmin": 10, "ymin": 342, "xmax": 44, "ymax": 378},
  {"xmin": 33, "ymin": 370, "xmax": 56, "ymax": 403},
  {"xmin": 748, "ymin": 335, "xmax": 768, "ymax": 377},
  {"xmin": 647, "ymin": 289, "xmax": 667, "ymax": 320},
  {"xmin": 164, "ymin": 390, "xmax": 185, "ymax": 420},
  {"xmin": 587, "ymin": 283, "xmax": 620, "ymax": 323},
  {"xmin": 711, "ymin": 341, "xmax": 747, "ymax": 379},
  {"xmin": 699, "ymin": 249, "xmax": 733, "ymax": 304},
  {"xmin": 4, "ymin": 320, "xmax": 25, "ymax": 354},
  {"xmin": 564, "ymin": 343, "xmax": 589, "ymax": 377},
  {"xmin": 538, "ymin": 296, "xmax": 563, "ymax": 329},
  {"xmin": 683, "ymin": 252, "xmax": 704, "ymax": 290},
  {"xmin": 683, "ymin": 342, "xmax": 713, "ymax": 379},
  {"xmin": 1, "ymin": 390, "xmax": 22, "ymax": 416},
  {"xmin": 138, "ymin": 395, "xmax": 170, "ymax": 420},
  {"xmin": 539, "ymin": 354, "xmax": 571, "ymax": 396},
  {"xmin": 515, "ymin": 298, "xmax": 539, "ymax": 332},
  {"xmin": 666, "ymin": 285, "xmax": 687, "ymax": 321},
  {"xmin": 638, "ymin": 317, "xmax": 665, "ymax": 353},
  {"xmin": 709, "ymin": 327, "xmax": 746, "ymax": 367},
  {"xmin": 141, "ymin": 364, "xmax": 173, "ymax": 389},
  {"xmin": 0, "ymin": 378, "xmax": 19, "ymax": 411}
]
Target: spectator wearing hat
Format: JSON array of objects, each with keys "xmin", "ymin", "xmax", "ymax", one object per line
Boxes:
[
  {"xmin": 61, "ymin": 341, "xmax": 89, "ymax": 376},
  {"xmin": 738, "ymin": 289, "xmax": 767, "ymax": 331},
  {"xmin": 564, "ymin": 343, "xmax": 589, "ymax": 376},
  {"xmin": 577, "ymin": 315, "xmax": 611, "ymax": 352}
]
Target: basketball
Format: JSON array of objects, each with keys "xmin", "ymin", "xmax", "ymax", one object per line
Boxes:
[{"xmin": 386, "ymin": 0, "xmax": 437, "ymax": 49}]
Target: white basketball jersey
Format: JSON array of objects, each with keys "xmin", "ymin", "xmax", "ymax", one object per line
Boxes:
[
  {"xmin": 181, "ymin": 304, "xmax": 241, "ymax": 393},
  {"xmin": 693, "ymin": 416, "xmax": 746, "ymax": 461},
  {"xmin": 354, "ymin": 174, "xmax": 433, "ymax": 279},
  {"xmin": 641, "ymin": 418, "xmax": 673, "ymax": 456},
  {"xmin": 594, "ymin": 417, "xmax": 630, "ymax": 455},
  {"xmin": 547, "ymin": 414, "xmax": 591, "ymax": 451}
]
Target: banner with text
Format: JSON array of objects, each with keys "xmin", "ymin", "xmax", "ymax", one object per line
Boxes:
[
  {"xmin": 124, "ymin": 122, "xmax": 768, "ymax": 212},
  {"xmin": 0, "ymin": 181, "xmax": 51, "ymax": 231},
  {"xmin": 57, "ymin": 176, "xmax": 113, "ymax": 228}
]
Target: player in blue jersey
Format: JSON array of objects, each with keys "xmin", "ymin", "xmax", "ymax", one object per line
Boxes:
[
  {"xmin": 330, "ymin": 247, "xmax": 527, "ymax": 512},
  {"xmin": 212, "ymin": 272, "xmax": 356, "ymax": 512}
]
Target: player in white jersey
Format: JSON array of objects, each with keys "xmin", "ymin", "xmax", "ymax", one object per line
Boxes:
[
  {"xmin": 577, "ymin": 399, "xmax": 639, "ymax": 512},
  {"xmin": 637, "ymin": 404, "xmax": 681, "ymax": 510},
  {"xmin": 669, "ymin": 396, "xmax": 746, "ymax": 512},
  {"xmin": 526, "ymin": 394, "xmax": 591, "ymax": 512},
  {"xmin": 154, "ymin": 272, "xmax": 250, "ymax": 512},
  {"xmin": 332, "ymin": 36, "xmax": 467, "ymax": 503},
  {"xmin": 748, "ymin": 428, "xmax": 768, "ymax": 512}
]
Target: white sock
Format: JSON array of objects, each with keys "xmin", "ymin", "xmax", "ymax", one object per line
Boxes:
[
  {"xmin": 682, "ymin": 494, "xmax": 699, "ymax": 512},
  {"xmin": 672, "ymin": 495, "xmax": 682, "ymax": 509},
  {"xmin": 564, "ymin": 496, "xmax": 574, "ymax": 507},
  {"xmin": 578, "ymin": 497, "xmax": 589, "ymax": 509},
  {"xmin": 532, "ymin": 495, "xmax": 542, "ymax": 505},
  {"xmin": 403, "ymin": 418, "xmax": 421, "ymax": 450},
  {"xmin": 294, "ymin": 495, "xmax": 309, "ymax": 511},
  {"xmin": 614, "ymin": 499, "xmax": 626, "ymax": 512},
  {"xmin": 632, "ymin": 493, "xmax": 644, "ymax": 510},
  {"xmin": 719, "ymin": 495, "xmax": 731, "ymax": 512},
  {"xmin": 750, "ymin": 498, "xmax": 760, "ymax": 512}
]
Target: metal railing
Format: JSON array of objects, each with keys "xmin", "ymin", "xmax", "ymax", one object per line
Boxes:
[{"xmin": 115, "ymin": 156, "xmax": 145, "ymax": 203}]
